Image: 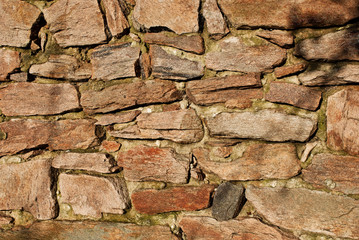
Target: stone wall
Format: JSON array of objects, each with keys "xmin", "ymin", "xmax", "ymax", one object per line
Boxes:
[{"xmin": 0, "ymin": 0, "xmax": 359, "ymax": 239}]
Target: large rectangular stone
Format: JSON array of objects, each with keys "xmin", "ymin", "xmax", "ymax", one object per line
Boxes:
[{"xmin": 0, "ymin": 49, "xmax": 20, "ymax": 81}]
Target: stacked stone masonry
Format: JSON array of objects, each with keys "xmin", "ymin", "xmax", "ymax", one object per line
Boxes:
[{"xmin": 0, "ymin": 0, "xmax": 359, "ymax": 239}]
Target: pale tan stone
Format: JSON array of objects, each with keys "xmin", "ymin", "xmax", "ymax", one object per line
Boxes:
[{"xmin": 0, "ymin": 49, "xmax": 20, "ymax": 81}]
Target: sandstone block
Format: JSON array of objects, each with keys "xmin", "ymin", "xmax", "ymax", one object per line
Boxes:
[
  {"xmin": 256, "ymin": 30, "xmax": 294, "ymax": 48},
  {"xmin": 102, "ymin": 0, "xmax": 129, "ymax": 37},
  {"xmin": 95, "ymin": 110, "xmax": 141, "ymax": 126},
  {"xmin": 275, "ymin": 63, "xmax": 307, "ymax": 78},
  {"xmin": 203, "ymin": 0, "xmax": 229, "ymax": 39},
  {"xmin": 0, "ymin": 49, "xmax": 20, "ymax": 81},
  {"xmin": 100, "ymin": 141, "xmax": 121, "ymax": 152}
]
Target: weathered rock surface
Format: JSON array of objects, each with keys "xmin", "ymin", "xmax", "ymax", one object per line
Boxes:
[
  {"xmin": 110, "ymin": 109, "xmax": 204, "ymax": 143},
  {"xmin": 59, "ymin": 174, "xmax": 129, "ymax": 218},
  {"xmin": 133, "ymin": 0, "xmax": 200, "ymax": 34},
  {"xmin": 180, "ymin": 216, "xmax": 296, "ymax": 240},
  {"xmin": 29, "ymin": 55, "xmax": 92, "ymax": 80},
  {"xmin": 256, "ymin": 30, "xmax": 294, "ymax": 48},
  {"xmin": 81, "ymin": 80, "xmax": 182, "ymax": 114},
  {"xmin": 203, "ymin": 0, "xmax": 229, "ymax": 39},
  {"xmin": 327, "ymin": 88, "xmax": 359, "ymax": 156},
  {"xmin": 100, "ymin": 140, "xmax": 121, "ymax": 152},
  {"xmin": 131, "ymin": 185, "xmax": 215, "ymax": 214},
  {"xmin": 117, "ymin": 145, "xmax": 189, "ymax": 183},
  {"xmin": 302, "ymin": 153, "xmax": 359, "ymax": 194},
  {"xmin": 265, "ymin": 82, "xmax": 322, "ymax": 111},
  {"xmin": 275, "ymin": 63, "xmax": 307, "ymax": 78},
  {"xmin": 102, "ymin": 0, "xmax": 129, "ymax": 37},
  {"xmin": 150, "ymin": 45, "xmax": 204, "ymax": 80},
  {"xmin": 296, "ymin": 29, "xmax": 359, "ymax": 61},
  {"xmin": 0, "ymin": 215, "xmax": 12, "ymax": 227},
  {"xmin": 218, "ymin": 0, "xmax": 359, "ymax": 29},
  {"xmin": 9, "ymin": 72, "xmax": 28, "ymax": 82},
  {"xmin": 0, "ymin": 0, "xmax": 41, "ymax": 47},
  {"xmin": 91, "ymin": 43, "xmax": 140, "ymax": 80},
  {"xmin": 0, "ymin": 83, "xmax": 79, "ymax": 116},
  {"xmin": 206, "ymin": 110, "xmax": 317, "ymax": 142},
  {"xmin": 0, "ymin": 221, "xmax": 177, "ymax": 240},
  {"xmin": 52, "ymin": 152, "xmax": 115, "ymax": 173},
  {"xmin": 0, "ymin": 49, "xmax": 20, "ymax": 81},
  {"xmin": 144, "ymin": 33, "xmax": 205, "ymax": 54},
  {"xmin": 212, "ymin": 182, "xmax": 245, "ymax": 221},
  {"xmin": 95, "ymin": 110, "xmax": 141, "ymax": 125},
  {"xmin": 299, "ymin": 64, "xmax": 359, "ymax": 86},
  {"xmin": 0, "ymin": 119, "xmax": 98, "ymax": 155},
  {"xmin": 186, "ymin": 73, "xmax": 262, "ymax": 106},
  {"xmin": 0, "ymin": 159, "xmax": 56, "ymax": 220},
  {"xmin": 193, "ymin": 143, "xmax": 301, "ymax": 181},
  {"xmin": 246, "ymin": 186, "xmax": 359, "ymax": 239},
  {"xmin": 206, "ymin": 37, "xmax": 286, "ymax": 72},
  {"xmin": 43, "ymin": 0, "xmax": 107, "ymax": 47}
]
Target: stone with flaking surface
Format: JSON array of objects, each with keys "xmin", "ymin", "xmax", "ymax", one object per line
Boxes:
[
  {"xmin": 102, "ymin": 0, "xmax": 129, "ymax": 37},
  {"xmin": 193, "ymin": 143, "xmax": 301, "ymax": 181},
  {"xmin": 256, "ymin": 30, "xmax": 294, "ymax": 48},
  {"xmin": 59, "ymin": 174, "xmax": 129, "ymax": 218},
  {"xmin": 131, "ymin": 185, "xmax": 214, "ymax": 214},
  {"xmin": 0, "ymin": 159, "xmax": 56, "ymax": 220},
  {"xmin": 0, "ymin": 49, "xmax": 20, "ymax": 81},
  {"xmin": 203, "ymin": 0, "xmax": 229, "ymax": 39},
  {"xmin": 95, "ymin": 110, "xmax": 141, "ymax": 125},
  {"xmin": 0, "ymin": 83, "xmax": 79, "ymax": 116},
  {"xmin": 246, "ymin": 186, "xmax": 359, "ymax": 239},
  {"xmin": 100, "ymin": 140, "xmax": 121, "ymax": 152},
  {"xmin": 275, "ymin": 63, "xmax": 307, "ymax": 78},
  {"xmin": 117, "ymin": 145, "xmax": 189, "ymax": 183},
  {"xmin": 206, "ymin": 36, "xmax": 286, "ymax": 73},
  {"xmin": 43, "ymin": 0, "xmax": 107, "ymax": 47},
  {"xmin": 0, "ymin": 0, "xmax": 41, "ymax": 47},
  {"xmin": 206, "ymin": 110, "xmax": 316, "ymax": 142}
]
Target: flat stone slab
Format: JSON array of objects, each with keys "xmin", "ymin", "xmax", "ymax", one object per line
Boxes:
[
  {"xmin": 102, "ymin": 0, "xmax": 129, "ymax": 37},
  {"xmin": 0, "ymin": 49, "xmax": 20, "ymax": 81},
  {"xmin": 95, "ymin": 110, "xmax": 141, "ymax": 126},
  {"xmin": 203, "ymin": 0, "xmax": 229, "ymax": 39},
  {"xmin": 275, "ymin": 63, "xmax": 307, "ymax": 79},
  {"xmin": 256, "ymin": 30, "xmax": 294, "ymax": 48}
]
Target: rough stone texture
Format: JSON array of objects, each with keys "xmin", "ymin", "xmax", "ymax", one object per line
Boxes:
[
  {"xmin": 144, "ymin": 33, "xmax": 205, "ymax": 54},
  {"xmin": 43, "ymin": 0, "xmax": 107, "ymax": 47},
  {"xmin": 212, "ymin": 182, "xmax": 245, "ymax": 221},
  {"xmin": 102, "ymin": 0, "xmax": 129, "ymax": 37},
  {"xmin": 265, "ymin": 82, "xmax": 322, "ymax": 111},
  {"xmin": 327, "ymin": 88, "xmax": 359, "ymax": 156},
  {"xmin": 0, "ymin": 83, "xmax": 79, "ymax": 116},
  {"xmin": 133, "ymin": 0, "xmax": 200, "ymax": 34},
  {"xmin": 275, "ymin": 63, "xmax": 307, "ymax": 78},
  {"xmin": 110, "ymin": 109, "xmax": 204, "ymax": 143},
  {"xmin": 0, "ymin": 49, "xmax": 21, "ymax": 81},
  {"xmin": 0, "ymin": 119, "xmax": 98, "ymax": 156},
  {"xmin": 95, "ymin": 110, "xmax": 141, "ymax": 125},
  {"xmin": 0, "ymin": 221, "xmax": 177, "ymax": 240},
  {"xmin": 131, "ymin": 185, "xmax": 215, "ymax": 214},
  {"xmin": 193, "ymin": 143, "xmax": 301, "ymax": 181},
  {"xmin": 29, "ymin": 55, "xmax": 92, "ymax": 81},
  {"xmin": 299, "ymin": 64, "xmax": 359, "ymax": 86},
  {"xmin": 186, "ymin": 73, "xmax": 262, "ymax": 106},
  {"xmin": 218, "ymin": 0, "xmax": 359, "ymax": 29},
  {"xmin": 52, "ymin": 152, "xmax": 115, "ymax": 173},
  {"xmin": 150, "ymin": 45, "xmax": 204, "ymax": 81},
  {"xmin": 117, "ymin": 145, "xmax": 189, "ymax": 183},
  {"xmin": 180, "ymin": 216, "xmax": 296, "ymax": 240},
  {"xmin": 91, "ymin": 43, "xmax": 140, "ymax": 80},
  {"xmin": 81, "ymin": 80, "xmax": 182, "ymax": 114},
  {"xmin": 246, "ymin": 186, "xmax": 359, "ymax": 239},
  {"xmin": 206, "ymin": 37, "xmax": 286, "ymax": 73},
  {"xmin": 295, "ymin": 29, "xmax": 359, "ymax": 61},
  {"xmin": 302, "ymin": 153, "xmax": 359, "ymax": 194},
  {"xmin": 9, "ymin": 72, "xmax": 28, "ymax": 82},
  {"xmin": 0, "ymin": 0, "xmax": 41, "ymax": 47},
  {"xmin": 206, "ymin": 110, "xmax": 317, "ymax": 142},
  {"xmin": 0, "ymin": 215, "xmax": 12, "ymax": 226},
  {"xmin": 59, "ymin": 174, "xmax": 129, "ymax": 218},
  {"xmin": 203, "ymin": 0, "xmax": 229, "ymax": 39},
  {"xmin": 256, "ymin": 30, "xmax": 294, "ymax": 48},
  {"xmin": 0, "ymin": 159, "xmax": 56, "ymax": 220},
  {"xmin": 100, "ymin": 140, "xmax": 121, "ymax": 152}
]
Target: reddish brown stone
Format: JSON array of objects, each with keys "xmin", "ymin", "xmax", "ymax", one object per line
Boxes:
[
  {"xmin": 59, "ymin": 174, "xmax": 129, "ymax": 218},
  {"xmin": 256, "ymin": 30, "xmax": 294, "ymax": 48},
  {"xmin": 274, "ymin": 63, "xmax": 307, "ymax": 78},
  {"xmin": 303, "ymin": 153, "xmax": 359, "ymax": 194},
  {"xmin": 265, "ymin": 82, "xmax": 322, "ymax": 111},
  {"xmin": 43, "ymin": 0, "xmax": 107, "ymax": 47},
  {"xmin": 162, "ymin": 103, "xmax": 181, "ymax": 112},
  {"xmin": 327, "ymin": 88, "xmax": 359, "ymax": 156},
  {"xmin": 203, "ymin": 0, "xmax": 229, "ymax": 39},
  {"xmin": 0, "ymin": 159, "xmax": 56, "ymax": 220},
  {"xmin": 0, "ymin": 119, "xmax": 98, "ymax": 156},
  {"xmin": 205, "ymin": 139, "xmax": 241, "ymax": 147},
  {"xmin": 95, "ymin": 110, "xmax": 141, "ymax": 125},
  {"xmin": 0, "ymin": 0, "xmax": 41, "ymax": 47},
  {"xmin": 0, "ymin": 83, "xmax": 80, "ymax": 116},
  {"xmin": 131, "ymin": 185, "xmax": 215, "ymax": 214},
  {"xmin": 144, "ymin": 33, "xmax": 204, "ymax": 54},
  {"xmin": 100, "ymin": 140, "xmax": 121, "ymax": 152},
  {"xmin": 117, "ymin": 145, "xmax": 189, "ymax": 183},
  {"xmin": 102, "ymin": 0, "xmax": 129, "ymax": 37},
  {"xmin": 218, "ymin": 0, "xmax": 359, "ymax": 29},
  {"xmin": 212, "ymin": 147, "xmax": 232, "ymax": 158},
  {"xmin": 0, "ymin": 49, "xmax": 20, "ymax": 81},
  {"xmin": 81, "ymin": 80, "xmax": 182, "ymax": 114},
  {"xmin": 133, "ymin": 0, "xmax": 200, "ymax": 34},
  {"xmin": 193, "ymin": 143, "xmax": 301, "ymax": 181}
]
